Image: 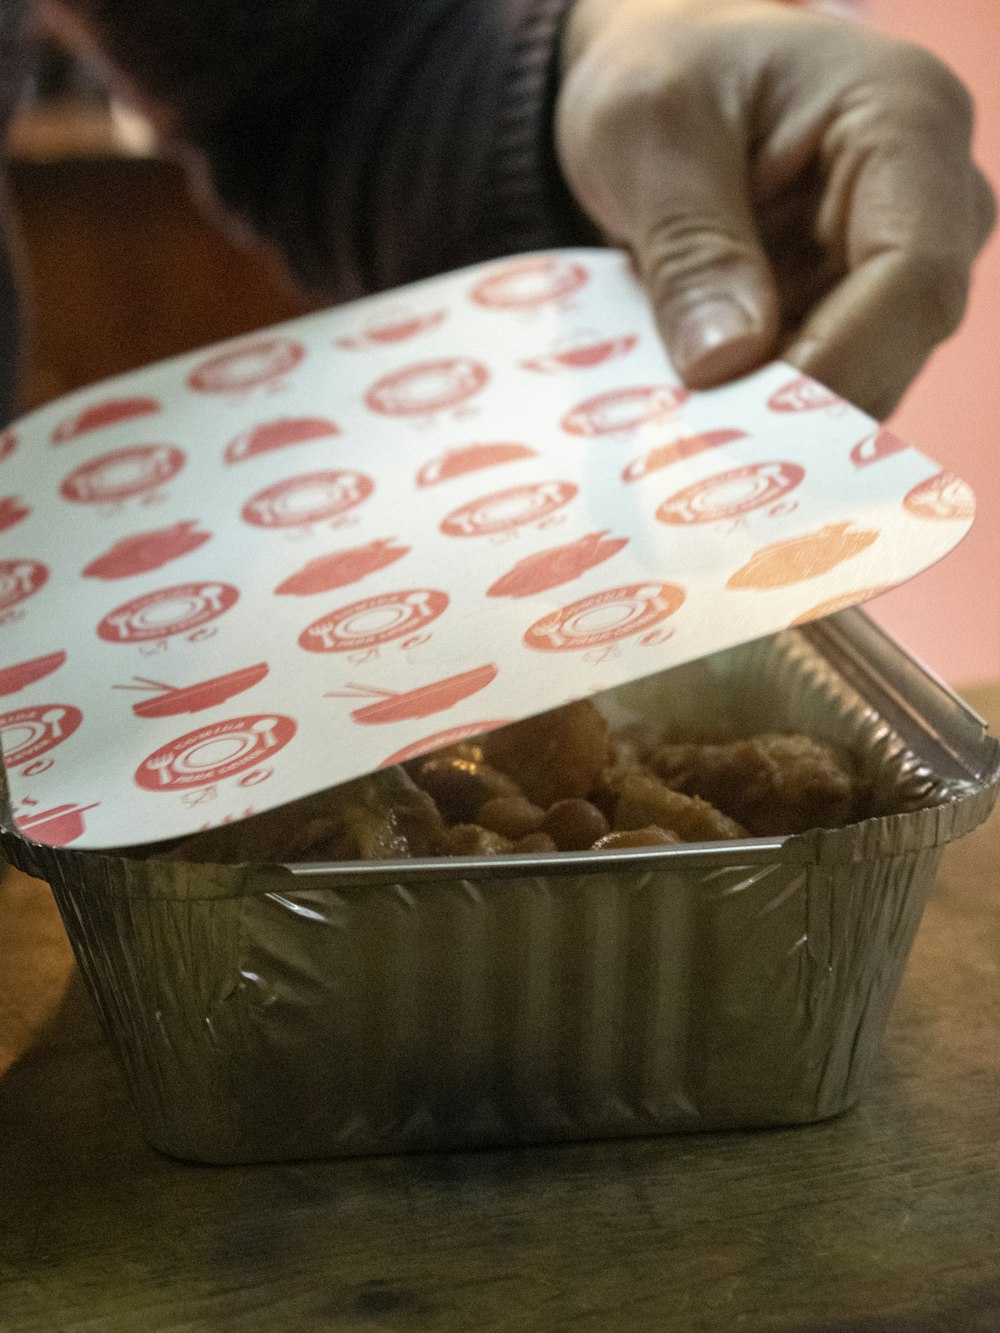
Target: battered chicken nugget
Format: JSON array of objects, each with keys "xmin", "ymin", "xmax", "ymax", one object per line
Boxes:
[
  {"xmin": 443, "ymin": 824, "xmax": 514, "ymax": 856},
  {"xmin": 651, "ymin": 732, "xmax": 856, "ymax": 836},
  {"xmin": 169, "ymin": 767, "xmax": 445, "ymax": 864},
  {"xmin": 592, "ymin": 826, "xmax": 681, "ymax": 850},
  {"xmin": 412, "ymin": 754, "xmax": 520, "ymax": 823},
  {"xmin": 480, "ymin": 699, "xmax": 610, "ymax": 808},
  {"xmin": 613, "ymin": 773, "xmax": 746, "ymax": 842}
]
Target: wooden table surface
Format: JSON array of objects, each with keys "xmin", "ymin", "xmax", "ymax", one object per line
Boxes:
[{"xmin": 2, "ymin": 686, "xmax": 1000, "ymax": 1333}]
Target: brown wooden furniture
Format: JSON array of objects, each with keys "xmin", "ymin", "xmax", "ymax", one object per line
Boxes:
[
  {"xmin": 6, "ymin": 100, "xmax": 313, "ymax": 412},
  {"xmin": 2, "ymin": 688, "xmax": 999, "ymax": 1332}
]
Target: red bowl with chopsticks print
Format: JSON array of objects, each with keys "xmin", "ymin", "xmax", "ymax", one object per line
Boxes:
[
  {"xmin": 114, "ymin": 663, "xmax": 270, "ymax": 719},
  {"xmin": 622, "ymin": 429, "xmax": 748, "ymax": 483},
  {"xmin": 328, "ymin": 664, "xmax": 498, "ymax": 725},
  {"xmin": 0, "ymin": 651, "xmax": 67, "ymax": 697},
  {"xmin": 275, "ymin": 539, "xmax": 410, "ymax": 596},
  {"xmin": 336, "ymin": 309, "xmax": 447, "ymax": 349},
  {"xmin": 380, "ymin": 721, "xmax": 511, "ymax": 768},
  {"xmin": 415, "ymin": 443, "xmax": 537, "ymax": 488},
  {"xmin": 14, "ymin": 802, "xmax": 99, "ymax": 846},
  {"xmin": 224, "ymin": 417, "xmax": 340, "ymax": 465},
  {"xmin": 0, "ymin": 496, "xmax": 29, "ymax": 532},
  {"xmin": 520, "ymin": 334, "xmax": 637, "ymax": 373},
  {"xmin": 850, "ymin": 427, "xmax": 908, "ymax": 469},
  {"xmin": 51, "ymin": 395, "xmax": 161, "ymax": 444},
  {"xmin": 82, "ymin": 522, "xmax": 212, "ymax": 580},
  {"xmin": 487, "ymin": 531, "xmax": 628, "ymax": 598}
]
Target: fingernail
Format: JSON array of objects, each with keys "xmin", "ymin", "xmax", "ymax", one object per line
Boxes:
[{"xmin": 671, "ymin": 297, "xmax": 758, "ymax": 378}]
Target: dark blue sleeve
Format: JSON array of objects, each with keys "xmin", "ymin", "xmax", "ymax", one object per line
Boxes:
[{"xmin": 46, "ymin": 0, "xmax": 594, "ymax": 301}]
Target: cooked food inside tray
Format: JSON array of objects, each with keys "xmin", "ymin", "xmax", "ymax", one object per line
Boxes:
[{"xmin": 168, "ymin": 699, "xmax": 861, "ymax": 864}]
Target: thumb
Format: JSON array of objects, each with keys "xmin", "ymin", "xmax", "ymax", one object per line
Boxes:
[{"xmin": 628, "ymin": 116, "xmax": 782, "ymax": 387}]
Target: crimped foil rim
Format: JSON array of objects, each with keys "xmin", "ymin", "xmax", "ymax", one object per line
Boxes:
[{"xmin": 3, "ymin": 611, "xmax": 999, "ymax": 898}]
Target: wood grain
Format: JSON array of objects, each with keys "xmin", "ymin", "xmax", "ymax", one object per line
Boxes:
[{"xmin": 1, "ymin": 686, "xmax": 999, "ymax": 1332}]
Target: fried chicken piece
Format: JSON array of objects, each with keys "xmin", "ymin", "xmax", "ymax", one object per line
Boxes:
[
  {"xmin": 540, "ymin": 799, "xmax": 609, "ymax": 851},
  {"xmin": 168, "ymin": 766, "xmax": 446, "ymax": 864},
  {"xmin": 589, "ymin": 724, "xmax": 659, "ymax": 818},
  {"xmin": 443, "ymin": 824, "xmax": 513, "ymax": 856},
  {"xmin": 592, "ymin": 826, "xmax": 681, "ymax": 850},
  {"xmin": 412, "ymin": 754, "xmax": 520, "ymax": 823},
  {"xmin": 478, "ymin": 796, "xmax": 545, "ymax": 840},
  {"xmin": 612, "ymin": 773, "xmax": 746, "ymax": 842},
  {"xmin": 651, "ymin": 732, "xmax": 856, "ymax": 835},
  {"xmin": 512, "ymin": 831, "xmax": 558, "ymax": 853},
  {"xmin": 479, "ymin": 699, "xmax": 610, "ymax": 808}
]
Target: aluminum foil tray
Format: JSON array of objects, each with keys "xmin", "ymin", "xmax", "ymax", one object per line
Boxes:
[{"xmin": 3, "ymin": 610, "xmax": 998, "ymax": 1163}]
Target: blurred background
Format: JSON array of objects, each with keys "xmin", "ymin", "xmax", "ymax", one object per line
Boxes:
[{"xmin": 6, "ymin": 0, "xmax": 998, "ymax": 684}]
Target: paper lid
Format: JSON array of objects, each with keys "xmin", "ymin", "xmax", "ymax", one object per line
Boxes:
[{"xmin": 0, "ymin": 250, "xmax": 973, "ymax": 848}]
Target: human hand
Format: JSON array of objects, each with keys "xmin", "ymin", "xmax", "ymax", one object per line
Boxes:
[{"xmin": 556, "ymin": 0, "xmax": 996, "ymax": 418}]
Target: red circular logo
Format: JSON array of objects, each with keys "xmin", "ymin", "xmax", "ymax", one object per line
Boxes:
[
  {"xmin": 0, "ymin": 704, "xmax": 83, "ymax": 767},
  {"xmin": 299, "ymin": 588, "xmax": 449, "ymax": 653},
  {"xmin": 60, "ymin": 445, "xmax": 186, "ymax": 504},
  {"xmin": 97, "ymin": 582, "xmax": 239, "ymax": 643},
  {"xmin": 135, "ymin": 714, "xmax": 297, "ymax": 791},
  {"xmin": 0, "ymin": 560, "xmax": 49, "ymax": 611},
  {"xmin": 0, "ymin": 429, "xmax": 17, "ymax": 463},
  {"xmin": 469, "ymin": 257, "xmax": 589, "ymax": 309},
  {"xmin": 657, "ymin": 462, "xmax": 805, "ymax": 525},
  {"xmin": 524, "ymin": 582, "xmax": 686, "ymax": 652},
  {"xmin": 242, "ymin": 470, "xmax": 374, "ymax": 528},
  {"xmin": 187, "ymin": 338, "xmax": 305, "ymax": 393},
  {"xmin": 767, "ymin": 375, "xmax": 842, "ymax": 413},
  {"xmin": 903, "ymin": 472, "xmax": 975, "ymax": 521},
  {"xmin": 379, "ymin": 721, "xmax": 510, "ymax": 768},
  {"xmin": 440, "ymin": 480, "xmax": 577, "ymax": 537},
  {"xmin": 561, "ymin": 385, "xmax": 690, "ymax": 436},
  {"xmin": 364, "ymin": 358, "xmax": 489, "ymax": 416}
]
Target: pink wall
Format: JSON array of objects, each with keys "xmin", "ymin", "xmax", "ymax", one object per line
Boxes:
[{"xmin": 862, "ymin": 0, "xmax": 1000, "ymax": 685}]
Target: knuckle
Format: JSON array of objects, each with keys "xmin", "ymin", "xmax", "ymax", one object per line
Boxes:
[
  {"xmin": 973, "ymin": 169, "xmax": 998, "ymax": 243},
  {"xmin": 901, "ymin": 250, "xmax": 970, "ymax": 339},
  {"xmin": 587, "ymin": 64, "xmax": 690, "ymax": 143},
  {"xmin": 559, "ymin": 19, "xmax": 707, "ymax": 150},
  {"xmin": 889, "ymin": 44, "xmax": 975, "ymax": 136}
]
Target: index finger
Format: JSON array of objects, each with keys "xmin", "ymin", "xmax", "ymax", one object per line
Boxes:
[{"xmin": 782, "ymin": 127, "xmax": 994, "ymax": 418}]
